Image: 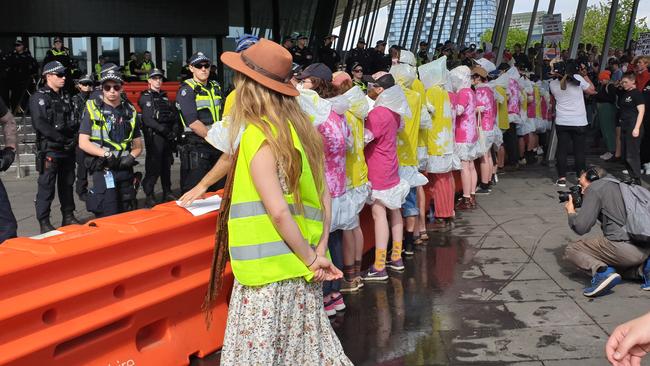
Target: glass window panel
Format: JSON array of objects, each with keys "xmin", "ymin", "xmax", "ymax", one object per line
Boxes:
[
  {"xmin": 31, "ymin": 37, "xmax": 51, "ymax": 64},
  {"xmin": 98, "ymin": 37, "xmax": 122, "ymax": 65},
  {"xmin": 163, "ymin": 37, "xmax": 185, "ymax": 81},
  {"xmin": 68, "ymin": 37, "xmax": 89, "ymax": 74},
  {"xmin": 192, "ymin": 38, "xmax": 216, "ymax": 64},
  {"xmin": 131, "ymin": 37, "xmax": 156, "ymax": 66}
]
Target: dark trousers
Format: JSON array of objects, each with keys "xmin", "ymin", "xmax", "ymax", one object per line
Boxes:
[
  {"xmin": 503, "ymin": 123, "xmax": 519, "ymax": 166},
  {"xmin": 142, "ymin": 130, "xmax": 173, "ymax": 196},
  {"xmin": 323, "ymin": 230, "xmax": 343, "ymax": 296},
  {"xmin": 179, "ymin": 142, "xmax": 223, "ymax": 193},
  {"xmin": 622, "ymin": 126, "xmax": 644, "ymax": 180},
  {"xmin": 35, "ymin": 153, "xmax": 76, "ymax": 221},
  {"xmin": 8, "ymin": 79, "xmax": 29, "ymax": 112},
  {"xmin": 86, "ymin": 169, "xmax": 136, "ymax": 218},
  {"xmin": 640, "ymin": 115, "xmax": 650, "ymax": 164},
  {"xmin": 75, "ymin": 146, "xmax": 88, "ymax": 199},
  {"xmin": 0, "ymin": 179, "xmax": 17, "ymax": 243},
  {"xmin": 555, "ymin": 125, "xmax": 586, "ymax": 178}
]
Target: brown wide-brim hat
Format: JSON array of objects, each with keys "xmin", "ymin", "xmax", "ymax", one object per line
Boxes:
[{"xmin": 221, "ymin": 38, "xmax": 298, "ymax": 97}]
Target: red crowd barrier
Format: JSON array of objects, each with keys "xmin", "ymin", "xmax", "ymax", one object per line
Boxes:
[
  {"xmin": 122, "ymin": 81, "xmax": 181, "ymax": 113},
  {"xmin": 0, "ymin": 194, "xmax": 232, "ymax": 366}
]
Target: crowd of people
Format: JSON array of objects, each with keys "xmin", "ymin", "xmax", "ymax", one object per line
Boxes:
[{"xmin": 2, "ymin": 32, "xmax": 650, "ymax": 364}]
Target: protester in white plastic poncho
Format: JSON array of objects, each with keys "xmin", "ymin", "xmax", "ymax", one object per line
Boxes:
[
  {"xmin": 418, "ymin": 55, "xmax": 458, "ymax": 231},
  {"xmin": 390, "ymin": 50, "xmax": 430, "ymax": 255},
  {"xmin": 450, "ymin": 65, "xmax": 482, "ymax": 210},
  {"xmin": 361, "ymin": 71, "xmax": 411, "ymax": 281}
]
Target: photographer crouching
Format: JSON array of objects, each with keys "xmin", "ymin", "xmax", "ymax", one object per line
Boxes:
[{"xmin": 563, "ymin": 166, "xmax": 650, "ymax": 297}]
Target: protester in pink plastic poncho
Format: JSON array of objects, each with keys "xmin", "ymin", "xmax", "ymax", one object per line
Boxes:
[
  {"xmin": 450, "ymin": 65, "xmax": 482, "ymax": 210},
  {"xmin": 471, "ymin": 66, "xmax": 500, "ymax": 195}
]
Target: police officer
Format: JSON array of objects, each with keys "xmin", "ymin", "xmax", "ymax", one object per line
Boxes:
[
  {"xmin": 318, "ymin": 35, "xmax": 341, "ymax": 72},
  {"xmin": 417, "ymin": 41, "xmax": 430, "ymax": 66},
  {"xmin": 124, "ymin": 52, "xmax": 138, "ymax": 82},
  {"xmin": 0, "ymin": 97, "xmax": 18, "ymax": 243},
  {"xmin": 71, "ymin": 74, "xmax": 94, "ymax": 201},
  {"xmin": 345, "ymin": 38, "xmax": 369, "ymax": 73},
  {"xmin": 29, "ymin": 61, "xmax": 80, "ymax": 233},
  {"xmin": 43, "ymin": 37, "xmax": 74, "ymax": 94},
  {"xmin": 176, "ymin": 52, "xmax": 224, "ymax": 193},
  {"xmin": 94, "ymin": 55, "xmax": 106, "ymax": 80},
  {"xmin": 366, "ymin": 40, "xmax": 388, "ymax": 74},
  {"xmin": 5, "ymin": 39, "xmax": 38, "ymax": 113},
  {"xmin": 139, "ymin": 68, "xmax": 178, "ymax": 207},
  {"xmin": 137, "ymin": 51, "xmax": 155, "ymax": 81},
  {"xmin": 78, "ymin": 69, "xmax": 144, "ymax": 218},
  {"xmin": 291, "ymin": 35, "xmax": 313, "ymax": 69}
]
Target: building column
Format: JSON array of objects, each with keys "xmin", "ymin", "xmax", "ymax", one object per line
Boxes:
[
  {"xmin": 411, "ymin": 0, "xmax": 429, "ymax": 51},
  {"xmin": 436, "ymin": 0, "xmax": 451, "ymax": 46},
  {"xmin": 600, "ymin": 0, "xmax": 618, "ymax": 71},
  {"xmin": 457, "ymin": 0, "xmax": 474, "ymax": 46},
  {"xmin": 426, "ymin": 0, "xmax": 443, "ymax": 49},
  {"xmin": 568, "ymin": 0, "xmax": 588, "ymax": 58},
  {"xmin": 367, "ymin": 0, "xmax": 383, "ymax": 45},
  {"xmin": 625, "ymin": 0, "xmax": 640, "ymax": 51},
  {"xmin": 491, "ymin": 0, "xmax": 507, "ymax": 47},
  {"xmin": 347, "ymin": 0, "xmax": 363, "ymax": 50},
  {"xmin": 495, "ymin": 0, "xmax": 515, "ymax": 65},
  {"xmin": 525, "ymin": 0, "xmax": 540, "ymax": 50},
  {"xmin": 337, "ymin": 0, "xmax": 354, "ymax": 53},
  {"xmin": 384, "ymin": 0, "xmax": 398, "ymax": 43},
  {"xmin": 449, "ymin": 0, "xmax": 465, "ymax": 43}
]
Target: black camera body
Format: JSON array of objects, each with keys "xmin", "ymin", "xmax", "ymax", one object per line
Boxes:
[{"xmin": 558, "ymin": 185, "xmax": 583, "ymax": 208}]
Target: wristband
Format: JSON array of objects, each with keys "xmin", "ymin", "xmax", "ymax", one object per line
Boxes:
[{"xmin": 307, "ymin": 252, "xmax": 318, "ymax": 268}]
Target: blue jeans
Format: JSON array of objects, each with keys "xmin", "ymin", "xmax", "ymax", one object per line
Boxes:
[
  {"xmin": 323, "ymin": 230, "xmax": 342, "ymax": 296},
  {"xmin": 401, "ymin": 187, "xmax": 419, "ymax": 217}
]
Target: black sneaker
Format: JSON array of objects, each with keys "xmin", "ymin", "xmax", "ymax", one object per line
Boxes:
[
  {"xmin": 403, "ymin": 243, "xmax": 414, "ymax": 256},
  {"xmin": 475, "ymin": 187, "xmax": 491, "ymax": 195}
]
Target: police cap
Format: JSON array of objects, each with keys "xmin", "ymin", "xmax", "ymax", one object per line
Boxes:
[
  {"xmin": 376, "ymin": 40, "xmax": 387, "ymax": 46},
  {"xmin": 101, "ymin": 63, "xmax": 119, "ymax": 74},
  {"xmin": 14, "ymin": 39, "xmax": 24, "ymax": 46},
  {"xmin": 77, "ymin": 74, "xmax": 94, "ymax": 84},
  {"xmin": 188, "ymin": 52, "xmax": 211, "ymax": 66},
  {"xmin": 148, "ymin": 68, "xmax": 164, "ymax": 79},
  {"xmin": 42, "ymin": 61, "xmax": 66, "ymax": 75},
  {"xmin": 53, "ymin": 37, "xmax": 63, "ymax": 44},
  {"xmin": 100, "ymin": 69, "xmax": 123, "ymax": 84},
  {"xmin": 297, "ymin": 35, "xmax": 308, "ymax": 40}
]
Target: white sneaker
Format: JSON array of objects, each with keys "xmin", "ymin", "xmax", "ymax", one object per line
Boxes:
[
  {"xmin": 622, "ymin": 169, "xmax": 629, "ymax": 175},
  {"xmin": 644, "ymin": 163, "xmax": 650, "ymax": 172},
  {"xmin": 600, "ymin": 152, "xmax": 614, "ymax": 161},
  {"xmin": 536, "ymin": 147, "xmax": 544, "ymax": 156}
]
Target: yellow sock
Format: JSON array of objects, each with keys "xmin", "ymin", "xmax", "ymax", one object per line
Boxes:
[
  {"xmin": 391, "ymin": 241, "xmax": 403, "ymax": 261},
  {"xmin": 374, "ymin": 248, "xmax": 387, "ymax": 270}
]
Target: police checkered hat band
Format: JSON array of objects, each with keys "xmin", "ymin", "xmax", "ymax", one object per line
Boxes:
[
  {"xmin": 42, "ymin": 61, "xmax": 66, "ymax": 75},
  {"xmin": 100, "ymin": 70, "xmax": 123, "ymax": 83},
  {"xmin": 77, "ymin": 74, "xmax": 93, "ymax": 84},
  {"xmin": 101, "ymin": 63, "xmax": 119, "ymax": 73},
  {"xmin": 148, "ymin": 68, "xmax": 164, "ymax": 78},
  {"xmin": 188, "ymin": 52, "xmax": 211, "ymax": 66}
]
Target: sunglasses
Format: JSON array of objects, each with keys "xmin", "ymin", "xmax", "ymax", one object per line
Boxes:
[
  {"xmin": 102, "ymin": 84, "xmax": 122, "ymax": 92},
  {"xmin": 51, "ymin": 73, "xmax": 66, "ymax": 78},
  {"xmin": 193, "ymin": 63, "xmax": 211, "ymax": 70},
  {"xmin": 353, "ymin": 69, "xmax": 363, "ymax": 73},
  {"xmin": 80, "ymin": 82, "xmax": 93, "ymax": 87}
]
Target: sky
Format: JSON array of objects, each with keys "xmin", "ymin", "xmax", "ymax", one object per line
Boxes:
[{"xmin": 333, "ymin": 0, "xmax": 650, "ymax": 48}]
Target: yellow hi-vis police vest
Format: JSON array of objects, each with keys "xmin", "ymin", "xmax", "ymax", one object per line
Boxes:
[
  {"xmin": 85, "ymin": 100, "xmax": 137, "ymax": 154},
  {"xmin": 228, "ymin": 120, "xmax": 324, "ymax": 286},
  {"xmin": 139, "ymin": 61, "xmax": 153, "ymax": 81},
  {"xmin": 51, "ymin": 49, "xmax": 67, "ymax": 56},
  {"xmin": 124, "ymin": 60, "xmax": 133, "ymax": 77},
  {"xmin": 179, "ymin": 79, "xmax": 222, "ymax": 129},
  {"xmin": 94, "ymin": 63, "xmax": 102, "ymax": 80}
]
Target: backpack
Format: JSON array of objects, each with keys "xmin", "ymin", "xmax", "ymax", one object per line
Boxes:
[{"xmin": 601, "ymin": 177, "xmax": 650, "ymax": 243}]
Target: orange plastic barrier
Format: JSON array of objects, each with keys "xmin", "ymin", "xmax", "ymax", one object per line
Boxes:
[
  {"xmin": 0, "ymin": 194, "xmax": 232, "ymax": 366},
  {"xmin": 122, "ymin": 81, "xmax": 181, "ymax": 113}
]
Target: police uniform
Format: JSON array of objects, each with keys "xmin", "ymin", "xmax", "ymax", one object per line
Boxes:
[
  {"xmin": 71, "ymin": 74, "xmax": 94, "ymax": 200},
  {"xmin": 417, "ymin": 42, "xmax": 430, "ymax": 66},
  {"xmin": 0, "ymin": 98, "xmax": 17, "ymax": 243},
  {"xmin": 79, "ymin": 70, "xmax": 142, "ymax": 218},
  {"xmin": 29, "ymin": 61, "xmax": 79, "ymax": 233},
  {"xmin": 345, "ymin": 38, "xmax": 370, "ymax": 74},
  {"xmin": 5, "ymin": 40, "xmax": 38, "ymax": 112},
  {"xmin": 175, "ymin": 52, "xmax": 224, "ymax": 193},
  {"xmin": 43, "ymin": 37, "xmax": 74, "ymax": 94},
  {"xmin": 290, "ymin": 36, "xmax": 313, "ymax": 69},
  {"xmin": 139, "ymin": 68, "xmax": 178, "ymax": 206},
  {"xmin": 317, "ymin": 35, "xmax": 341, "ymax": 73},
  {"xmin": 139, "ymin": 59, "xmax": 155, "ymax": 81}
]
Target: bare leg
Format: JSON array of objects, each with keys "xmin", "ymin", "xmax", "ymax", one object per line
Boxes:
[
  {"xmin": 372, "ymin": 202, "xmax": 389, "ymax": 250},
  {"xmin": 461, "ymin": 161, "xmax": 472, "ymax": 197},
  {"xmin": 342, "ymin": 229, "xmax": 355, "ymax": 267},
  {"xmin": 417, "ymin": 186, "xmax": 426, "ymax": 233}
]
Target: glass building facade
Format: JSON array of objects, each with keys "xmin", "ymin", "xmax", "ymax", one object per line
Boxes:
[{"xmin": 388, "ymin": 0, "xmax": 497, "ymax": 50}]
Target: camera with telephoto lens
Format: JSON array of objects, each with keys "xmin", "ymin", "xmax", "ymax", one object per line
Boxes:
[{"xmin": 558, "ymin": 185, "xmax": 583, "ymax": 208}]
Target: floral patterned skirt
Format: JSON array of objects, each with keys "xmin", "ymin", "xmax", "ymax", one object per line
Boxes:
[{"xmin": 221, "ymin": 278, "xmax": 354, "ymax": 366}]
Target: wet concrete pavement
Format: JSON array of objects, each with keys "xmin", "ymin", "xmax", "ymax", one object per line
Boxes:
[{"xmin": 332, "ymin": 164, "xmax": 650, "ymax": 366}]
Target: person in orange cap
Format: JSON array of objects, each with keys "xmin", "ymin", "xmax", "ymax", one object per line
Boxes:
[{"xmin": 204, "ymin": 38, "xmax": 351, "ymax": 365}]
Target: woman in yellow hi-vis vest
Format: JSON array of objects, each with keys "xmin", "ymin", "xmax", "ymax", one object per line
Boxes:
[{"xmin": 206, "ymin": 39, "xmax": 351, "ymax": 365}]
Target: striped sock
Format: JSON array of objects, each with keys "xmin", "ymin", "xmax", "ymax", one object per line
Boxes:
[
  {"xmin": 354, "ymin": 260, "xmax": 362, "ymax": 278},
  {"xmin": 391, "ymin": 241, "xmax": 403, "ymax": 261},
  {"xmin": 343, "ymin": 265, "xmax": 356, "ymax": 281},
  {"xmin": 374, "ymin": 248, "xmax": 387, "ymax": 271}
]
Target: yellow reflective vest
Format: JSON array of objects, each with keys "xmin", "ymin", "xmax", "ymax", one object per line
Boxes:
[
  {"xmin": 397, "ymin": 86, "xmax": 421, "ymax": 167},
  {"xmin": 179, "ymin": 79, "xmax": 222, "ymax": 128},
  {"xmin": 228, "ymin": 120, "xmax": 324, "ymax": 286},
  {"xmin": 85, "ymin": 100, "xmax": 137, "ymax": 154}
]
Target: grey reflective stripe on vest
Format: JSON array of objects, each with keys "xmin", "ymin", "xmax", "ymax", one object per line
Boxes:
[
  {"xmin": 196, "ymin": 100, "xmax": 212, "ymax": 109},
  {"xmin": 230, "ymin": 201, "xmax": 322, "ymax": 221},
  {"xmin": 230, "ymin": 240, "xmax": 292, "ymax": 260}
]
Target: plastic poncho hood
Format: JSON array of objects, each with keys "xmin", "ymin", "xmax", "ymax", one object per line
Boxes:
[
  {"xmin": 390, "ymin": 63, "xmax": 417, "ymax": 89},
  {"xmin": 448, "ymin": 65, "xmax": 472, "ymax": 92},
  {"xmin": 373, "ymin": 84, "xmax": 412, "ymax": 119},
  {"xmin": 418, "ymin": 56, "xmax": 448, "ymax": 89},
  {"xmin": 342, "ymin": 85, "xmax": 369, "ymax": 120},
  {"xmin": 296, "ymin": 87, "xmax": 333, "ymax": 127}
]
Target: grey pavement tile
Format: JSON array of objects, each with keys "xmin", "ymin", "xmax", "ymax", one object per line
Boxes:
[
  {"xmin": 504, "ymin": 299, "xmax": 595, "ymax": 328},
  {"xmin": 543, "ymin": 359, "xmax": 610, "ymax": 366},
  {"xmin": 478, "ymin": 262, "xmax": 550, "ymax": 281},
  {"xmin": 490, "ymin": 279, "xmax": 569, "ymax": 302},
  {"xmin": 431, "ymin": 303, "xmax": 524, "ymax": 331},
  {"xmin": 472, "ymin": 248, "xmax": 531, "ymax": 264},
  {"xmin": 570, "ymin": 284, "xmax": 650, "ymax": 326},
  {"xmin": 441, "ymin": 325, "xmax": 608, "ymax": 364}
]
